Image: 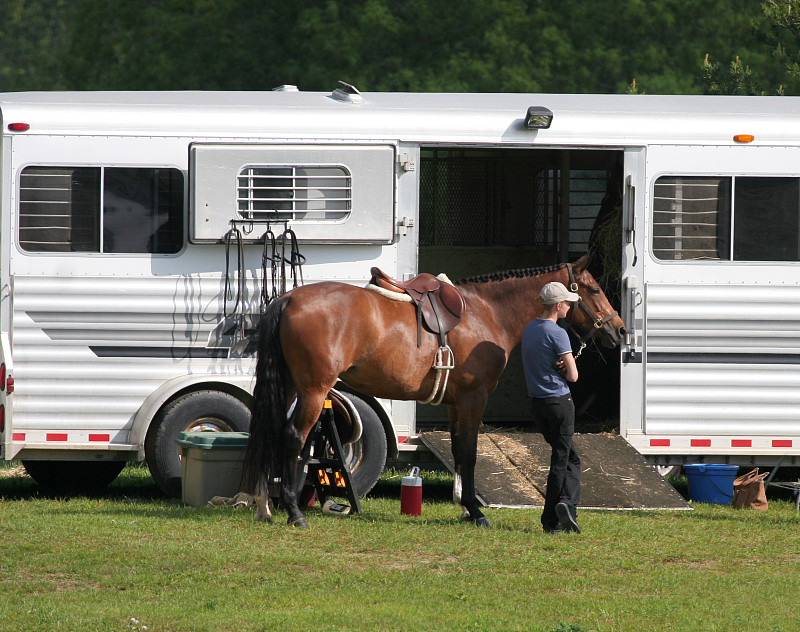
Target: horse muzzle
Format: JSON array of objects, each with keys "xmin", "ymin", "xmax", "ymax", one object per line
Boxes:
[{"xmin": 597, "ymin": 316, "xmax": 626, "ymax": 348}]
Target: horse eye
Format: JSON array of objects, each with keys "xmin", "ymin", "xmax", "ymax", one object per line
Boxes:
[{"xmin": 589, "ymin": 287, "xmax": 601, "ymax": 295}]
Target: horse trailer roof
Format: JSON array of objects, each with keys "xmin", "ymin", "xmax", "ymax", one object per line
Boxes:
[{"xmin": 0, "ymin": 89, "xmax": 797, "ymax": 146}]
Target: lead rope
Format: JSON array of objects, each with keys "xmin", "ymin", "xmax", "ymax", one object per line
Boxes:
[{"xmin": 223, "ymin": 226, "xmax": 246, "ymax": 340}]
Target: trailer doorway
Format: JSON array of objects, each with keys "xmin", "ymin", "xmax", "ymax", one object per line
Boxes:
[{"xmin": 417, "ymin": 147, "xmax": 624, "ymax": 430}]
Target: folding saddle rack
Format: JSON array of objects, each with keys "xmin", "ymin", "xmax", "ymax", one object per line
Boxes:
[{"xmin": 302, "ymin": 399, "xmax": 362, "ymax": 514}]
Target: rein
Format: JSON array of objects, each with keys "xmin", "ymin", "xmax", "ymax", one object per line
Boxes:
[{"xmin": 565, "ymin": 263, "xmax": 619, "ymax": 359}]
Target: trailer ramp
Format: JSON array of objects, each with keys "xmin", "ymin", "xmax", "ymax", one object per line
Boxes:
[{"xmin": 418, "ymin": 431, "xmax": 690, "ymax": 510}]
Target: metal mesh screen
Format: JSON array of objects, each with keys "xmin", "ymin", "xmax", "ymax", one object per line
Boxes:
[
  {"xmin": 419, "ymin": 149, "xmax": 615, "ymax": 258},
  {"xmin": 420, "ymin": 150, "xmax": 553, "ymax": 247}
]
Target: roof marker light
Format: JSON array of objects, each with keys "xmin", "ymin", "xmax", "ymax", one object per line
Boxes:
[
  {"xmin": 733, "ymin": 134, "xmax": 754, "ymax": 143},
  {"xmin": 524, "ymin": 106, "xmax": 553, "ymax": 129},
  {"xmin": 7, "ymin": 122, "xmax": 30, "ymax": 132}
]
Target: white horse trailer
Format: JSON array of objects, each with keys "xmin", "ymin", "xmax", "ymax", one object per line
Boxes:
[{"xmin": 1, "ymin": 88, "xmax": 800, "ymax": 494}]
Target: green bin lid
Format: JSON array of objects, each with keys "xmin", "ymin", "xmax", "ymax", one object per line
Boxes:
[{"xmin": 177, "ymin": 431, "xmax": 250, "ymax": 449}]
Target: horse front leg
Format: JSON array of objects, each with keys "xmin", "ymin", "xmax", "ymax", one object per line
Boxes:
[{"xmin": 448, "ymin": 401, "xmax": 491, "ymax": 528}]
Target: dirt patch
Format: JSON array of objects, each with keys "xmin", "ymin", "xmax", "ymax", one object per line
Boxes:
[{"xmin": 0, "ymin": 465, "xmax": 28, "ymax": 478}]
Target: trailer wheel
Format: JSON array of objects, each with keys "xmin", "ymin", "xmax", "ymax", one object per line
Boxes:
[
  {"xmin": 145, "ymin": 390, "xmax": 251, "ymax": 497},
  {"xmin": 655, "ymin": 464, "xmax": 682, "ymax": 478},
  {"xmin": 22, "ymin": 460, "xmax": 126, "ymax": 494},
  {"xmin": 336, "ymin": 393, "xmax": 387, "ymax": 497}
]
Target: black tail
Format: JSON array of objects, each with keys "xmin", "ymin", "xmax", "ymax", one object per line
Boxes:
[{"xmin": 241, "ymin": 297, "xmax": 289, "ymax": 495}]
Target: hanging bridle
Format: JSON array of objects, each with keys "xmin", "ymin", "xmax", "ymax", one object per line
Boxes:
[{"xmin": 564, "ymin": 263, "xmax": 619, "ymax": 359}]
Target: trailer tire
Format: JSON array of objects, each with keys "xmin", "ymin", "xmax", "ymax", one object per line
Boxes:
[
  {"xmin": 338, "ymin": 393, "xmax": 387, "ymax": 497},
  {"xmin": 22, "ymin": 460, "xmax": 126, "ymax": 494},
  {"xmin": 655, "ymin": 464, "xmax": 682, "ymax": 478},
  {"xmin": 145, "ymin": 390, "xmax": 251, "ymax": 498}
]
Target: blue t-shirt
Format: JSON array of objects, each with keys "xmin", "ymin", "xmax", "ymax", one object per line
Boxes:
[{"xmin": 521, "ymin": 318, "xmax": 573, "ymax": 398}]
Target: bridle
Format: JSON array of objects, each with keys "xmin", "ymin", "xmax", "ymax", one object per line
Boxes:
[{"xmin": 565, "ymin": 263, "xmax": 619, "ymax": 359}]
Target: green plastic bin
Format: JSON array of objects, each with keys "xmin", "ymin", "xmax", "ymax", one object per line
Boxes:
[{"xmin": 177, "ymin": 431, "xmax": 249, "ymax": 507}]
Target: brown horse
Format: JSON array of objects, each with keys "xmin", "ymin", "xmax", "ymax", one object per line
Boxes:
[{"xmin": 241, "ymin": 256, "xmax": 626, "ymax": 527}]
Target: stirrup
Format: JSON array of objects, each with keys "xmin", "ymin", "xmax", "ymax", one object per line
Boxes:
[
  {"xmin": 433, "ymin": 345, "xmax": 455, "ymax": 370},
  {"xmin": 418, "ymin": 345, "xmax": 454, "ymax": 406}
]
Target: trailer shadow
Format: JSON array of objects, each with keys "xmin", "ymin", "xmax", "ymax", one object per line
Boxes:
[{"xmin": 0, "ymin": 462, "xmax": 165, "ymax": 502}]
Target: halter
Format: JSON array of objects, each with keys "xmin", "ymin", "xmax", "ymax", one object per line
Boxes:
[{"xmin": 565, "ymin": 263, "xmax": 619, "ymax": 359}]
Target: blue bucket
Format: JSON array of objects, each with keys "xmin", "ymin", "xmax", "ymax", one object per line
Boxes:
[{"xmin": 684, "ymin": 464, "xmax": 739, "ymax": 504}]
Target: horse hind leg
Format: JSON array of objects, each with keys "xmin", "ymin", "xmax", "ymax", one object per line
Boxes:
[
  {"xmin": 281, "ymin": 390, "xmax": 328, "ymax": 528},
  {"xmin": 252, "ymin": 476, "xmax": 273, "ymax": 523}
]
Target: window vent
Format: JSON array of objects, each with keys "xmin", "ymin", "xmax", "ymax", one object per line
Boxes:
[
  {"xmin": 652, "ymin": 176, "xmax": 729, "ymax": 260},
  {"xmin": 236, "ymin": 165, "xmax": 351, "ymax": 222}
]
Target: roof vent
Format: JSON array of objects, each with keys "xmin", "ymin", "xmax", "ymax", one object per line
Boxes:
[
  {"xmin": 273, "ymin": 85, "xmax": 299, "ymax": 92},
  {"xmin": 331, "ymin": 81, "xmax": 364, "ymax": 104}
]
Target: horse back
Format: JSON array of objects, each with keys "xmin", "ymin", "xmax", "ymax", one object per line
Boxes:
[{"xmin": 279, "ymin": 281, "xmax": 417, "ymax": 351}]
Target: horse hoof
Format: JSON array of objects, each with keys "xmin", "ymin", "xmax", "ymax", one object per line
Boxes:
[
  {"xmin": 475, "ymin": 516, "xmax": 491, "ymax": 528},
  {"xmin": 288, "ymin": 516, "xmax": 309, "ymax": 528},
  {"xmin": 253, "ymin": 513, "xmax": 273, "ymax": 524}
]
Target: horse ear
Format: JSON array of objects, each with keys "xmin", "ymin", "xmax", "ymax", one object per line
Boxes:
[{"xmin": 572, "ymin": 253, "xmax": 590, "ymax": 273}]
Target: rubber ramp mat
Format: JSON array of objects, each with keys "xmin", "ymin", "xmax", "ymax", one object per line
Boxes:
[{"xmin": 418, "ymin": 431, "xmax": 690, "ymax": 510}]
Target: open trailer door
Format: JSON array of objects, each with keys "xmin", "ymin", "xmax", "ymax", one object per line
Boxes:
[{"xmin": 619, "ymin": 147, "xmax": 646, "ymax": 450}]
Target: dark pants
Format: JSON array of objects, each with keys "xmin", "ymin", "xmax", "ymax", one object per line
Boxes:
[{"xmin": 531, "ymin": 393, "xmax": 581, "ymax": 530}]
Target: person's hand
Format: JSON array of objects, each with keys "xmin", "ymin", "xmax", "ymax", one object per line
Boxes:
[{"xmin": 554, "ymin": 359, "xmax": 567, "ymax": 376}]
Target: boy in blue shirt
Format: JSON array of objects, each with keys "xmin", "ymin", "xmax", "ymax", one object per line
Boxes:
[{"xmin": 522, "ymin": 281, "xmax": 582, "ymax": 534}]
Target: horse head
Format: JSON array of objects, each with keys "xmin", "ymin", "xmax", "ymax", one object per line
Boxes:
[{"xmin": 564, "ymin": 255, "xmax": 626, "ymax": 350}]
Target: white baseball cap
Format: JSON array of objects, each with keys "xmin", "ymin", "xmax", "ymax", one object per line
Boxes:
[{"xmin": 539, "ymin": 281, "xmax": 580, "ymax": 305}]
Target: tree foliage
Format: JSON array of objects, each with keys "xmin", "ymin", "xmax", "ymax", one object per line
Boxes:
[{"xmin": 0, "ymin": 0, "xmax": 798, "ymax": 94}]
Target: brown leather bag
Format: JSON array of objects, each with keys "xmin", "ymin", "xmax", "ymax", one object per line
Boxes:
[{"xmin": 732, "ymin": 468, "xmax": 769, "ymax": 511}]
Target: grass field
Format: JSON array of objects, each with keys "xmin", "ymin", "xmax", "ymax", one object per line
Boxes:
[{"xmin": 1, "ymin": 463, "xmax": 799, "ymax": 632}]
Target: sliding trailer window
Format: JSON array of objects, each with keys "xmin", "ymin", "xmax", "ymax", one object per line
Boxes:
[
  {"xmin": 652, "ymin": 175, "xmax": 800, "ymax": 261},
  {"xmin": 18, "ymin": 166, "xmax": 184, "ymax": 254}
]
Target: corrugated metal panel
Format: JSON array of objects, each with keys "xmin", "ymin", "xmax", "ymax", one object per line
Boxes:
[
  {"xmin": 10, "ymin": 274, "xmax": 255, "ymax": 439},
  {"xmin": 645, "ymin": 283, "xmax": 800, "ymax": 436}
]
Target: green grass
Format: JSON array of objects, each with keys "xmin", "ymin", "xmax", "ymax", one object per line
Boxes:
[{"xmin": 1, "ymin": 464, "xmax": 799, "ymax": 631}]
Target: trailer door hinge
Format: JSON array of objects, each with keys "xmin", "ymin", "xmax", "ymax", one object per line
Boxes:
[
  {"xmin": 398, "ymin": 153, "xmax": 416, "ymax": 172},
  {"xmin": 397, "ymin": 216, "xmax": 415, "ymax": 236}
]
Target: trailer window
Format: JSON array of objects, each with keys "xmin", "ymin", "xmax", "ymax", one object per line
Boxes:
[
  {"xmin": 19, "ymin": 166, "xmax": 184, "ymax": 254},
  {"xmin": 653, "ymin": 175, "xmax": 800, "ymax": 261}
]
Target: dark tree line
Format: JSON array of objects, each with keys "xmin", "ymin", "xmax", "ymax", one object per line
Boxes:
[{"xmin": 2, "ymin": 0, "xmax": 800, "ymax": 95}]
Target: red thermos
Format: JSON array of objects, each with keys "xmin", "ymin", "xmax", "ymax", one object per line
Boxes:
[{"xmin": 400, "ymin": 466, "xmax": 423, "ymax": 516}]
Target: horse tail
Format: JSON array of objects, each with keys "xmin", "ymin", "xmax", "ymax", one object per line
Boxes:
[{"xmin": 241, "ymin": 297, "xmax": 289, "ymax": 495}]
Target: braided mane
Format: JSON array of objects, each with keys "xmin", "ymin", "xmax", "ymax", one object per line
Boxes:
[{"xmin": 456, "ymin": 263, "xmax": 565, "ymax": 285}]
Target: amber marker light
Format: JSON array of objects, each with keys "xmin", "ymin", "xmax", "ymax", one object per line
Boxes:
[{"xmin": 733, "ymin": 134, "xmax": 755, "ymax": 143}]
